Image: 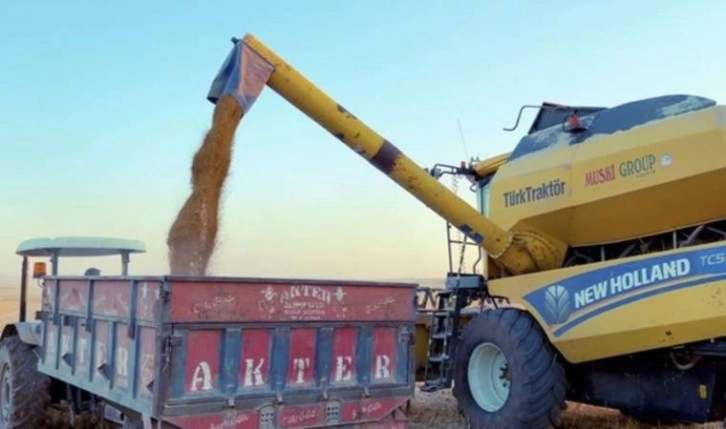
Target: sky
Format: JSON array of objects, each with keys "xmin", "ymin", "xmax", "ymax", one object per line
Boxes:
[{"xmin": 1, "ymin": 0, "xmax": 726, "ymax": 284}]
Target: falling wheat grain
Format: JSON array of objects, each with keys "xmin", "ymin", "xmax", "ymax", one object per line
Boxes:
[{"xmin": 166, "ymin": 95, "xmax": 243, "ymax": 276}]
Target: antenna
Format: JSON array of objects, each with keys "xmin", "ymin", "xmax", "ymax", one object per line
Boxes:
[{"xmin": 457, "ymin": 118, "xmax": 469, "ymax": 161}]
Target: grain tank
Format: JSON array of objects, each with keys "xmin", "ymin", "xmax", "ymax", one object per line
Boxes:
[{"xmin": 478, "ymin": 95, "xmax": 726, "ymax": 250}]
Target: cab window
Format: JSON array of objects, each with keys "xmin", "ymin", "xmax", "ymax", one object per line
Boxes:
[{"xmin": 476, "ymin": 176, "xmax": 493, "ymax": 217}]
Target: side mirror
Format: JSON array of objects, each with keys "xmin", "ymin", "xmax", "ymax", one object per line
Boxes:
[{"xmin": 33, "ymin": 262, "xmax": 47, "ymax": 279}]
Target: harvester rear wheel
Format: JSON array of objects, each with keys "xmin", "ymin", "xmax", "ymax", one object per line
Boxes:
[
  {"xmin": 453, "ymin": 308, "xmax": 567, "ymax": 429},
  {"xmin": 0, "ymin": 335, "xmax": 51, "ymax": 429}
]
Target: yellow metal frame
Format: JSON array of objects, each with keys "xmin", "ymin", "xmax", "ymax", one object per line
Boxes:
[
  {"xmin": 239, "ymin": 34, "xmax": 565, "ymax": 276},
  {"xmin": 491, "ymin": 239, "xmax": 726, "ymax": 362}
]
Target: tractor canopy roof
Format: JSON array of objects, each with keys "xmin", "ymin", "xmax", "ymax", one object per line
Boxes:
[{"xmin": 15, "ymin": 236, "xmax": 146, "ymax": 258}]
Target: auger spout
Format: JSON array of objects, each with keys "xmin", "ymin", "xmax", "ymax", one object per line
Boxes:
[{"xmin": 206, "ymin": 33, "xmax": 560, "ymax": 275}]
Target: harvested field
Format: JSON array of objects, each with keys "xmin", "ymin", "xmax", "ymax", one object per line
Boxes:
[
  {"xmin": 0, "ymin": 295, "xmax": 721, "ymax": 428},
  {"xmin": 408, "ymin": 385, "xmax": 723, "ymax": 428}
]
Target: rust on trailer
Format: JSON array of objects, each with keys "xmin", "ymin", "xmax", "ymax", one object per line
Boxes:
[{"xmin": 38, "ymin": 276, "xmax": 418, "ymax": 428}]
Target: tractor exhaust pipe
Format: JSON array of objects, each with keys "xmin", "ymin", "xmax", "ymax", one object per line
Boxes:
[{"xmin": 207, "ymin": 34, "xmax": 550, "ymax": 275}]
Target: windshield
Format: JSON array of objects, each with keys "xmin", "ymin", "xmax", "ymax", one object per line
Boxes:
[{"xmin": 476, "ymin": 177, "xmax": 492, "ymax": 217}]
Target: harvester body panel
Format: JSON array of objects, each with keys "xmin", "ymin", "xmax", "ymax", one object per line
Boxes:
[
  {"xmin": 490, "ymin": 239, "xmax": 726, "ymax": 363},
  {"xmin": 488, "ymin": 97, "xmax": 726, "ymax": 247}
]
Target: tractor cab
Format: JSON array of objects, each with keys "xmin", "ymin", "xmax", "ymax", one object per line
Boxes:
[{"xmin": 14, "ymin": 236, "xmax": 146, "ymax": 322}]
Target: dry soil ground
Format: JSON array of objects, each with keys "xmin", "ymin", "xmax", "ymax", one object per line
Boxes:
[
  {"xmin": 0, "ymin": 296, "xmax": 721, "ymax": 429},
  {"xmin": 408, "ymin": 387, "xmax": 724, "ymax": 428}
]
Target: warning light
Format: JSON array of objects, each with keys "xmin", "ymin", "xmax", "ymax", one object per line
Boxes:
[
  {"xmin": 33, "ymin": 262, "xmax": 47, "ymax": 279},
  {"xmin": 564, "ymin": 113, "xmax": 588, "ymax": 133},
  {"xmin": 567, "ymin": 114, "xmax": 581, "ymax": 128}
]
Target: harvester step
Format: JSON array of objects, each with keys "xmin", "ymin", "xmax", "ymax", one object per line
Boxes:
[
  {"xmin": 431, "ymin": 331, "xmax": 453, "ymax": 340},
  {"xmin": 428, "ymin": 353, "xmax": 449, "ymax": 363},
  {"xmin": 420, "ymin": 380, "xmax": 446, "ymax": 393}
]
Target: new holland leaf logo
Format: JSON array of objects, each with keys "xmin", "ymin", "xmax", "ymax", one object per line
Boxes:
[{"xmin": 543, "ymin": 285, "xmax": 572, "ymax": 325}]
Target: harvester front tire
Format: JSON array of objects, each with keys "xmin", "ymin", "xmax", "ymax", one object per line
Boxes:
[
  {"xmin": 453, "ymin": 308, "xmax": 567, "ymax": 429},
  {"xmin": 0, "ymin": 335, "xmax": 51, "ymax": 429}
]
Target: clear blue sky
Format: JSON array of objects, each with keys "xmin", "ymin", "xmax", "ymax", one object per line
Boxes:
[{"xmin": 1, "ymin": 0, "xmax": 725, "ymax": 282}]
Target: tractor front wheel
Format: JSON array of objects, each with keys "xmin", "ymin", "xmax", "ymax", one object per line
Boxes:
[
  {"xmin": 453, "ymin": 308, "xmax": 568, "ymax": 429},
  {"xmin": 0, "ymin": 335, "xmax": 51, "ymax": 429}
]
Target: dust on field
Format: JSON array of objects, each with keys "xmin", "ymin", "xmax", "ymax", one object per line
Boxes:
[
  {"xmin": 166, "ymin": 94, "xmax": 243, "ymax": 276},
  {"xmin": 408, "ymin": 386, "xmax": 723, "ymax": 428}
]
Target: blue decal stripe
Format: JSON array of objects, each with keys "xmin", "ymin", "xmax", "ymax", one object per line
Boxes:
[
  {"xmin": 524, "ymin": 244, "xmax": 726, "ymax": 326},
  {"xmin": 552, "ymin": 273, "xmax": 726, "ymax": 337},
  {"xmin": 456, "ymin": 224, "xmax": 484, "ymax": 244}
]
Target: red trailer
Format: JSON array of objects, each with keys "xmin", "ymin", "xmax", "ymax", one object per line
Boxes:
[{"xmin": 5, "ymin": 237, "xmax": 418, "ymax": 429}]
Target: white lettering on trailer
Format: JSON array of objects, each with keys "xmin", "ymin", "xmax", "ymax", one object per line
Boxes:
[
  {"xmin": 95, "ymin": 341, "xmax": 107, "ymax": 365},
  {"xmin": 334, "ymin": 356, "xmax": 353, "ymax": 382},
  {"xmin": 292, "ymin": 358, "xmax": 311, "ymax": 384},
  {"xmin": 140, "ymin": 352, "xmax": 155, "ymax": 393},
  {"xmin": 279, "ymin": 285, "xmax": 332, "ymax": 305},
  {"xmin": 281, "ymin": 408, "xmax": 317, "ymax": 427},
  {"xmin": 242, "ymin": 358, "xmax": 265, "ymax": 387},
  {"xmin": 116, "ymin": 346, "xmax": 129, "ymax": 380},
  {"xmin": 365, "ymin": 297, "xmax": 396, "ymax": 314},
  {"xmin": 190, "ymin": 361, "xmax": 213, "ymax": 392},
  {"xmin": 77, "ymin": 336, "xmax": 88, "ymax": 367},
  {"xmin": 353, "ymin": 401, "xmax": 384, "ymax": 420},
  {"xmin": 572, "ymin": 258, "xmax": 691, "ymax": 310},
  {"xmin": 61, "ymin": 331, "xmax": 71, "ymax": 357},
  {"xmin": 362, "ymin": 401, "xmax": 383, "ymax": 415},
  {"xmin": 208, "ymin": 412, "xmax": 250, "ymax": 429},
  {"xmin": 260, "ymin": 284, "xmax": 346, "ymax": 320},
  {"xmin": 46, "ymin": 329, "xmax": 56, "ymax": 359},
  {"xmin": 374, "ymin": 354, "xmax": 391, "ymax": 379}
]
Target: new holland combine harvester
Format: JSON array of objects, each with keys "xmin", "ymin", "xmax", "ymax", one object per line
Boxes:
[
  {"xmin": 204, "ymin": 35, "xmax": 726, "ymax": 428},
  {"xmin": 3, "ymin": 33, "xmax": 726, "ymax": 429}
]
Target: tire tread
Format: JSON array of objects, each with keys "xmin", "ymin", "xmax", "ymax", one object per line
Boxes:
[
  {"xmin": 453, "ymin": 308, "xmax": 568, "ymax": 429},
  {"xmin": 0, "ymin": 336, "xmax": 51, "ymax": 429}
]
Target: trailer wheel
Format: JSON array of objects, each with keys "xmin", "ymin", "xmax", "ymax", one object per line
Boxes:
[
  {"xmin": 453, "ymin": 308, "xmax": 567, "ymax": 429},
  {"xmin": 0, "ymin": 336, "xmax": 51, "ymax": 429}
]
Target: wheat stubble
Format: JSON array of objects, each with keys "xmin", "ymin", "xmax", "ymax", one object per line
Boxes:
[{"xmin": 167, "ymin": 95, "xmax": 243, "ymax": 276}]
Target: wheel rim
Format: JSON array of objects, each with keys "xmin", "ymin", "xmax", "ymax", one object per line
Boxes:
[
  {"xmin": 0, "ymin": 362, "xmax": 10, "ymax": 423},
  {"xmin": 467, "ymin": 342, "xmax": 511, "ymax": 412}
]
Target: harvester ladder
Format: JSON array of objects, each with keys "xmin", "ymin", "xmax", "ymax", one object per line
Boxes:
[
  {"xmin": 421, "ymin": 171, "xmax": 485, "ymax": 392},
  {"xmin": 420, "ymin": 274, "xmax": 481, "ymax": 392}
]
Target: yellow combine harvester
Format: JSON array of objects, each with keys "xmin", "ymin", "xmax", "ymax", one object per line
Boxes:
[{"xmin": 208, "ymin": 34, "xmax": 726, "ymax": 428}]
